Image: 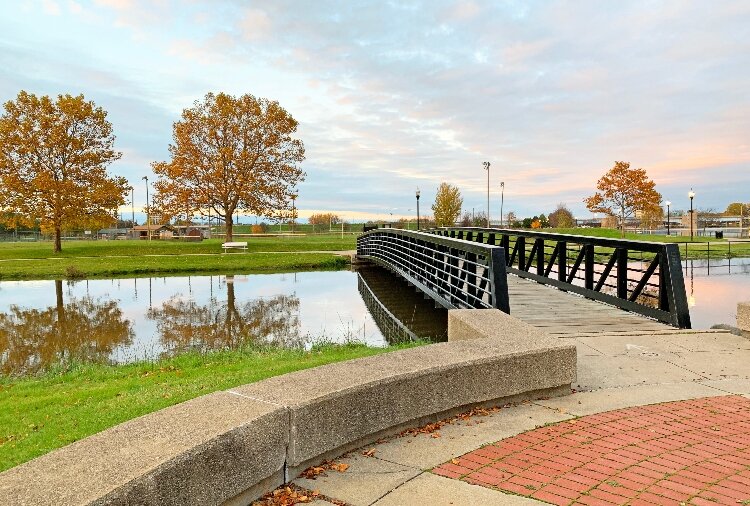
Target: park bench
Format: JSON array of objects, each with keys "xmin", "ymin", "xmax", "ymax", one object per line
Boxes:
[{"xmin": 221, "ymin": 241, "xmax": 248, "ymax": 252}]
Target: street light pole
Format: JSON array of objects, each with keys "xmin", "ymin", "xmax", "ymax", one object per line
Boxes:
[
  {"xmin": 483, "ymin": 162, "xmax": 490, "ymax": 227},
  {"xmin": 130, "ymin": 186, "xmax": 135, "ymax": 239},
  {"xmin": 665, "ymin": 200, "xmax": 671, "ymax": 236},
  {"xmin": 142, "ymin": 176, "xmax": 151, "ymax": 242},
  {"xmin": 416, "ymin": 188, "xmax": 421, "ymax": 230},
  {"xmin": 500, "ymin": 181, "xmax": 505, "ymax": 228},
  {"xmin": 291, "ymin": 194, "xmax": 297, "ymax": 233},
  {"xmin": 688, "ymin": 189, "xmax": 695, "ymax": 242}
]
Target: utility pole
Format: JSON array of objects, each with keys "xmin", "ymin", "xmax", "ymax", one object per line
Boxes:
[
  {"xmin": 500, "ymin": 181, "xmax": 505, "ymax": 227},
  {"xmin": 416, "ymin": 188, "xmax": 421, "ymax": 230},
  {"xmin": 689, "ymin": 189, "xmax": 695, "ymax": 242},
  {"xmin": 142, "ymin": 176, "xmax": 151, "ymax": 241},
  {"xmin": 130, "ymin": 186, "xmax": 135, "ymax": 239},
  {"xmin": 665, "ymin": 201, "xmax": 671, "ymax": 236},
  {"xmin": 483, "ymin": 162, "xmax": 490, "ymax": 227}
]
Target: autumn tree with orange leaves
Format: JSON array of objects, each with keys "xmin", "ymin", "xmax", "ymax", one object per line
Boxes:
[
  {"xmin": 152, "ymin": 92, "xmax": 305, "ymax": 241},
  {"xmin": 0, "ymin": 91, "xmax": 127, "ymax": 252},
  {"xmin": 584, "ymin": 161, "xmax": 662, "ymax": 237}
]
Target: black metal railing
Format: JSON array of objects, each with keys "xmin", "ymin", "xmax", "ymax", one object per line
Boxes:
[
  {"xmin": 356, "ymin": 229, "xmax": 510, "ymax": 312},
  {"xmin": 426, "ymin": 227, "xmax": 691, "ymax": 328}
]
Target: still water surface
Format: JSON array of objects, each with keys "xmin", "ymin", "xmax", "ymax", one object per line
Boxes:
[
  {"xmin": 0, "ymin": 260, "xmax": 747, "ymax": 375},
  {"xmin": 0, "ymin": 269, "xmax": 447, "ymax": 375}
]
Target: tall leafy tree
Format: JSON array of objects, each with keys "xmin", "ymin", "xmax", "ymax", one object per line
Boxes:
[
  {"xmin": 431, "ymin": 182, "xmax": 463, "ymax": 227},
  {"xmin": 152, "ymin": 92, "xmax": 305, "ymax": 241},
  {"xmin": 548, "ymin": 203, "xmax": 575, "ymax": 228},
  {"xmin": 0, "ymin": 91, "xmax": 127, "ymax": 252},
  {"xmin": 725, "ymin": 202, "xmax": 749, "ymax": 215},
  {"xmin": 584, "ymin": 161, "xmax": 662, "ymax": 237}
]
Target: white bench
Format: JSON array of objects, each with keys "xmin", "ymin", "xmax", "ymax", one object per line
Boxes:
[{"xmin": 221, "ymin": 241, "xmax": 248, "ymax": 252}]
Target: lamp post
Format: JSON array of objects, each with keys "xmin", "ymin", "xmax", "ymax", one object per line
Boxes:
[
  {"xmin": 130, "ymin": 186, "xmax": 135, "ymax": 239},
  {"xmin": 665, "ymin": 201, "xmax": 671, "ymax": 236},
  {"xmin": 500, "ymin": 181, "xmax": 505, "ymax": 228},
  {"xmin": 291, "ymin": 194, "xmax": 297, "ymax": 233},
  {"xmin": 483, "ymin": 161, "xmax": 490, "ymax": 227},
  {"xmin": 416, "ymin": 188, "xmax": 421, "ymax": 230},
  {"xmin": 688, "ymin": 189, "xmax": 695, "ymax": 241},
  {"xmin": 142, "ymin": 176, "xmax": 151, "ymax": 241}
]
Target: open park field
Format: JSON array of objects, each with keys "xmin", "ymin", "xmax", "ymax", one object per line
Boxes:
[
  {"xmin": 1, "ymin": 228, "xmax": 747, "ymax": 281},
  {"xmin": 0, "ymin": 234, "xmax": 356, "ymax": 280}
]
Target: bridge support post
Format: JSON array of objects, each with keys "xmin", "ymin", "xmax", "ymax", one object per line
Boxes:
[{"xmin": 490, "ymin": 248, "xmax": 510, "ymax": 313}]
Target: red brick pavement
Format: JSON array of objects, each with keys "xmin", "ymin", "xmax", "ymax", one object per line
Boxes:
[{"xmin": 432, "ymin": 396, "xmax": 750, "ymax": 505}]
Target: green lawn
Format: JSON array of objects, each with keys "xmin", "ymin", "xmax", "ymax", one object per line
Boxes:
[
  {"xmin": 0, "ymin": 235, "xmax": 357, "ymax": 259},
  {"xmin": 0, "ymin": 252, "xmax": 349, "ymax": 280},
  {"xmin": 0, "ymin": 235, "xmax": 357, "ymax": 280},
  {"xmin": 0, "ymin": 342, "xmax": 421, "ymax": 472}
]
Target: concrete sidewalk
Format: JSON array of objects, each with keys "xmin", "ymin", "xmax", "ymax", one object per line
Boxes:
[{"xmin": 284, "ymin": 329, "xmax": 750, "ymax": 505}]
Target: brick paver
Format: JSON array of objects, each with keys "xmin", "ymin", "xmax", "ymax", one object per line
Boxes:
[{"xmin": 432, "ymin": 396, "xmax": 750, "ymax": 505}]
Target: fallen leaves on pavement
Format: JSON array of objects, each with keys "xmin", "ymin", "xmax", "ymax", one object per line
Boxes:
[
  {"xmin": 398, "ymin": 405, "xmax": 502, "ymax": 438},
  {"xmin": 251, "ymin": 485, "xmax": 318, "ymax": 505},
  {"xmin": 299, "ymin": 460, "xmax": 350, "ymax": 480}
]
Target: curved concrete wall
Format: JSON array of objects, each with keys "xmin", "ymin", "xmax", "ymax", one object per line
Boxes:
[{"xmin": 0, "ymin": 309, "xmax": 576, "ymax": 506}]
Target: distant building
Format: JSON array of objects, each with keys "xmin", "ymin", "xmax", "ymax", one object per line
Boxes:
[
  {"xmin": 97, "ymin": 228, "xmax": 130, "ymax": 240},
  {"xmin": 130, "ymin": 224, "xmax": 176, "ymax": 240}
]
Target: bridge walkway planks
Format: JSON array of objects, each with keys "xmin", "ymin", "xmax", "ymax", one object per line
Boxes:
[{"xmin": 506, "ymin": 275, "xmax": 685, "ymax": 337}]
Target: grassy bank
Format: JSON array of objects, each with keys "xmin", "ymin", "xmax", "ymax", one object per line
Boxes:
[
  {"xmin": 0, "ymin": 251, "xmax": 349, "ymax": 280},
  {"xmin": 0, "ymin": 342, "xmax": 421, "ymax": 472},
  {"xmin": 0, "ymin": 235, "xmax": 357, "ymax": 280},
  {"xmin": 0, "ymin": 235, "xmax": 357, "ymax": 259}
]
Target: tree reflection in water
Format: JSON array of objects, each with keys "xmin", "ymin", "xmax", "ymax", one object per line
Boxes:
[
  {"xmin": 0, "ymin": 280, "xmax": 134, "ymax": 375},
  {"xmin": 147, "ymin": 277, "xmax": 302, "ymax": 355}
]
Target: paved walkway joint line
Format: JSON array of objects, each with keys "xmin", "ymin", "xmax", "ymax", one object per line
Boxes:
[{"xmin": 433, "ymin": 395, "xmax": 750, "ymax": 506}]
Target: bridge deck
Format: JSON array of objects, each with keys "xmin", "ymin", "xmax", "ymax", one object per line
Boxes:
[{"xmin": 507, "ymin": 275, "xmax": 680, "ymax": 336}]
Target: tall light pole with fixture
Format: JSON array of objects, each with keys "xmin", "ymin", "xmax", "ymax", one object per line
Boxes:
[
  {"xmin": 665, "ymin": 200, "xmax": 671, "ymax": 236},
  {"xmin": 688, "ymin": 189, "xmax": 695, "ymax": 242},
  {"xmin": 483, "ymin": 162, "xmax": 490, "ymax": 227},
  {"xmin": 500, "ymin": 181, "xmax": 505, "ymax": 228},
  {"xmin": 416, "ymin": 188, "xmax": 421, "ymax": 230},
  {"xmin": 291, "ymin": 194, "xmax": 297, "ymax": 233},
  {"xmin": 130, "ymin": 186, "xmax": 135, "ymax": 239},
  {"xmin": 142, "ymin": 176, "xmax": 151, "ymax": 241}
]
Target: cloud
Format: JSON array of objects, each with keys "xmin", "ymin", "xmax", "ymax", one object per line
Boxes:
[{"xmin": 2, "ymin": 0, "xmax": 749, "ymax": 219}]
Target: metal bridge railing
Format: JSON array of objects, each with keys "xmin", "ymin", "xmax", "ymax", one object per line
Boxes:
[
  {"xmin": 427, "ymin": 227, "xmax": 691, "ymax": 328},
  {"xmin": 356, "ymin": 229, "xmax": 510, "ymax": 312}
]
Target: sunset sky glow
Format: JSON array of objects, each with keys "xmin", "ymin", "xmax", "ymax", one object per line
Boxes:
[{"xmin": 2, "ymin": 0, "xmax": 749, "ymax": 222}]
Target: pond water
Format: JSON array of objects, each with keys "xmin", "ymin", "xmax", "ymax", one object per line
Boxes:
[
  {"xmin": 682, "ymin": 257, "xmax": 750, "ymax": 330},
  {"xmin": 0, "ymin": 269, "xmax": 448, "ymax": 375},
  {"xmin": 0, "ymin": 260, "xmax": 747, "ymax": 375}
]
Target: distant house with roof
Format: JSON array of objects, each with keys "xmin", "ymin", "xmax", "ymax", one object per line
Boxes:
[
  {"xmin": 130, "ymin": 224, "xmax": 176, "ymax": 240},
  {"xmin": 97, "ymin": 228, "xmax": 130, "ymax": 240}
]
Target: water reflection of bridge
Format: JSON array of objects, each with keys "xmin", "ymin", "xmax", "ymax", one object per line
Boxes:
[{"xmin": 357, "ymin": 267, "xmax": 447, "ymax": 345}]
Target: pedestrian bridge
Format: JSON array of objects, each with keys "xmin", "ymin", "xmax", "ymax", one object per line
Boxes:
[{"xmin": 356, "ymin": 227, "xmax": 691, "ymax": 329}]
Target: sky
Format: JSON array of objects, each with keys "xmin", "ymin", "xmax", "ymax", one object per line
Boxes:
[{"xmin": 2, "ymin": 0, "xmax": 749, "ymax": 223}]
